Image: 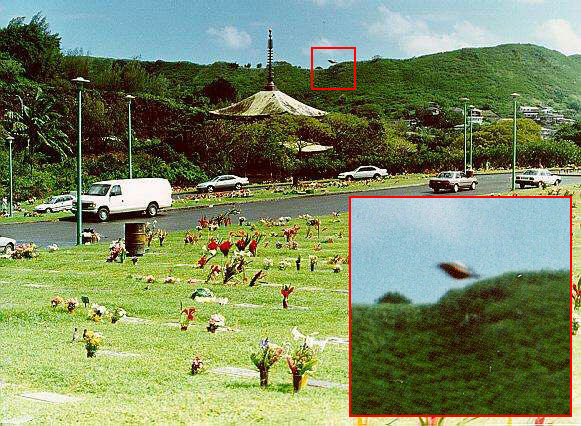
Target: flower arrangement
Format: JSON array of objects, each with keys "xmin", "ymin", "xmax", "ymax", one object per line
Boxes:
[
  {"xmin": 11, "ymin": 243, "xmax": 39, "ymax": 259},
  {"xmin": 207, "ymin": 313, "xmax": 226, "ymax": 333},
  {"xmin": 89, "ymin": 304, "xmax": 108, "ymax": 322},
  {"xmin": 83, "ymin": 330, "xmax": 103, "ymax": 358},
  {"xmin": 145, "ymin": 220, "xmax": 157, "ymax": 247},
  {"xmin": 51, "ymin": 296, "xmax": 63, "ymax": 308},
  {"xmin": 281, "ymin": 285, "xmax": 294, "ymax": 309},
  {"xmin": 248, "ymin": 239, "xmax": 259, "ymax": 256},
  {"xmin": 191, "ymin": 356, "xmax": 204, "ymax": 375},
  {"xmin": 249, "ymin": 270, "xmax": 266, "ymax": 287},
  {"xmin": 419, "ymin": 417, "xmax": 445, "ymax": 426},
  {"xmin": 306, "ymin": 218, "xmax": 321, "ymax": 239},
  {"xmin": 573, "ymin": 281, "xmax": 581, "ymax": 309},
  {"xmin": 309, "ymin": 255, "xmax": 318, "ymax": 272},
  {"xmin": 286, "ymin": 241, "xmax": 299, "ymax": 250},
  {"xmin": 250, "ymin": 338, "xmax": 284, "ymax": 388},
  {"xmin": 333, "ymin": 264, "xmax": 342, "ymax": 273},
  {"xmin": 107, "ymin": 239, "xmax": 126, "ymax": 263},
  {"xmin": 206, "ymin": 264, "xmax": 221, "ymax": 283},
  {"xmin": 47, "ymin": 244, "xmax": 59, "ymax": 252},
  {"xmin": 180, "ymin": 307, "xmax": 196, "ymax": 330},
  {"xmin": 164, "ymin": 276, "xmax": 179, "ymax": 284},
  {"xmin": 196, "ymin": 255, "xmax": 209, "ymax": 269},
  {"xmin": 158, "ymin": 229, "xmax": 168, "ymax": 246},
  {"xmin": 278, "ymin": 260, "xmax": 291, "ymax": 271},
  {"xmin": 574, "ymin": 318, "xmax": 579, "ymax": 336},
  {"xmin": 144, "ymin": 275, "xmax": 155, "ymax": 283},
  {"xmin": 65, "ymin": 298, "xmax": 78, "ymax": 313},
  {"xmin": 263, "ymin": 258, "xmax": 274, "ymax": 269},
  {"xmin": 283, "ymin": 225, "xmax": 300, "ymax": 242},
  {"xmin": 206, "ymin": 239, "xmax": 218, "ymax": 256},
  {"xmin": 184, "ymin": 231, "xmax": 200, "ymax": 245},
  {"xmin": 223, "ymin": 257, "xmax": 250, "ymax": 285},
  {"xmin": 111, "ymin": 307, "xmax": 127, "ymax": 324},
  {"xmin": 219, "ymin": 240, "xmax": 233, "ymax": 257},
  {"xmin": 287, "ymin": 341, "xmax": 318, "ymax": 392}
]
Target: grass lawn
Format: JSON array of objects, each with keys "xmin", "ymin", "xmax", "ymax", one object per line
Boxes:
[{"xmin": 0, "ymin": 214, "xmax": 350, "ymax": 424}]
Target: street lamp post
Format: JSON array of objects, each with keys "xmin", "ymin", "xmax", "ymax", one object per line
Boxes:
[
  {"xmin": 511, "ymin": 93, "xmax": 520, "ymax": 191},
  {"xmin": 460, "ymin": 97, "xmax": 469, "ymax": 173},
  {"xmin": 72, "ymin": 77, "xmax": 90, "ymax": 245},
  {"xmin": 468, "ymin": 105, "xmax": 474, "ymax": 170},
  {"xmin": 6, "ymin": 135, "xmax": 14, "ymax": 217},
  {"xmin": 126, "ymin": 95, "xmax": 135, "ymax": 179}
]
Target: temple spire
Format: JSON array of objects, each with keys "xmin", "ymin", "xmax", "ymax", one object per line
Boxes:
[{"xmin": 264, "ymin": 28, "xmax": 277, "ymax": 91}]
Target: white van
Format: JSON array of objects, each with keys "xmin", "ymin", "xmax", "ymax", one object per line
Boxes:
[{"xmin": 73, "ymin": 178, "xmax": 172, "ymax": 222}]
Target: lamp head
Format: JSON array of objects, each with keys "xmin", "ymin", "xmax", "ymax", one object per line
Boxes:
[
  {"xmin": 71, "ymin": 76, "xmax": 90, "ymax": 86},
  {"xmin": 459, "ymin": 97, "xmax": 469, "ymax": 102},
  {"xmin": 125, "ymin": 95, "xmax": 135, "ymax": 100},
  {"xmin": 511, "ymin": 92, "xmax": 520, "ymax": 99}
]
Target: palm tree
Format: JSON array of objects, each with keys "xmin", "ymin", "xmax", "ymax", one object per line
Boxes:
[{"xmin": 3, "ymin": 88, "xmax": 70, "ymax": 175}]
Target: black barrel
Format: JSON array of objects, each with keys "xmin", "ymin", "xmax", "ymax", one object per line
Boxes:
[{"xmin": 125, "ymin": 223, "xmax": 146, "ymax": 256}]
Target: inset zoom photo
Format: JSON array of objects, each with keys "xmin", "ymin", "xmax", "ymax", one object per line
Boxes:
[{"xmin": 349, "ymin": 196, "xmax": 572, "ymax": 417}]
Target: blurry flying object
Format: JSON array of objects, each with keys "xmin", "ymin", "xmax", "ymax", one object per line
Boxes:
[
  {"xmin": 438, "ymin": 262, "xmax": 480, "ymax": 280},
  {"xmin": 328, "ymin": 59, "xmax": 338, "ymax": 64}
]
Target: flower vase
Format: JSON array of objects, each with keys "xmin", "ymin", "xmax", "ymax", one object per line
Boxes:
[
  {"xmin": 112, "ymin": 317, "xmax": 118, "ymax": 324},
  {"xmin": 293, "ymin": 373, "xmax": 308, "ymax": 392},
  {"xmin": 86, "ymin": 349, "xmax": 96, "ymax": 358},
  {"xmin": 310, "ymin": 263, "xmax": 315, "ymax": 272},
  {"xmin": 283, "ymin": 297, "xmax": 288, "ymax": 309},
  {"xmin": 180, "ymin": 324, "xmax": 188, "ymax": 331},
  {"xmin": 259, "ymin": 368, "xmax": 269, "ymax": 387}
]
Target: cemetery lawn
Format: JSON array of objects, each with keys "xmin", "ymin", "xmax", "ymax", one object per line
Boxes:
[{"xmin": 0, "ymin": 214, "xmax": 350, "ymax": 424}]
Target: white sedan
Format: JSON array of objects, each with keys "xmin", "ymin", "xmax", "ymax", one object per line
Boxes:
[
  {"xmin": 515, "ymin": 169, "xmax": 561, "ymax": 188},
  {"xmin": 338, "ymin": 166, "xmax": 388, "ymax": 181},
  {"xmin": 196, "ymin": 175, "xmax": 250, "ymax": 193},
  {"xmin": 34, "ymin": 194, "xmax": 75, "ymax": 213},
  {"xmin": 0, "ymin": 235, "xmax": 16, "ymax": 255}
]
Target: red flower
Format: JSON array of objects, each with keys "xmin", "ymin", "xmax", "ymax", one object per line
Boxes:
[
  {"xmin": 249, "ymin": 240, "xmax": 258, "ymax": 256},
  {"xmin": 207, "ymin": 239, "xmax": 218, "ymax": 252},
  {"xmin": 181, "ymin": 307, "xmax": 196, "ymax": 321},
  {"xmin": 235, "ymin": 239, "xmax": 247, "ymax": 251},
  {"xmin": 210, "ymin": 264, "xmax": 221, "ymax": 274},
  {"xmin": 219, "ymin": 240, "xmax": 233, "ymax": 256},
  {"xmin": 281, "ymin": 285, "xmax": 294, "ymax": 298},
  {"xmin": 534, "ymin": 418, "xmax": 545, "ymax": 425},
  {"xmin": 197, "ymin": 256, "xmax": 208, "ymax": 268}
]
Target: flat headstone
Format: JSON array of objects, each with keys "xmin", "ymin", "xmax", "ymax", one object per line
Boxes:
[
  {"xmin": 99, "ymin": 350, "xmax": 139, "ymax": 357},
  {"xmin": 174, "ymin": 263, "xmax": 196, "ymax": 267},
  {"xmin": 327, "ymin": 337, "xmax": 349, "ymax": 345},
  {"xmin": 212, "ymin": 367, "xmax": 258, "ymax": 378},
  {"xmin": 233, "ymin": 303, "xmax": 263, "ymax": 308},
  {"xmin": 1, "ymin": 415, "xmax": 34, "ymax": 425},
  {"xmin": 23, "ymin": 284, "xmax": 50, "ymax": 288},
  {"xmin": 333, "ymin": 289, "xmax": 349, "ymax": 294},
  {"xmin": 20, "ymin": 392, "xmax": 83, "ymax": 404},
  {"xmin": 273, "ymin": 305, "xmax": 309, "ymax": 311},
  {"xmin": 0, "ymin": 379, "xmax": 5, "ymax": 388},
  {"xmin": 119, "ymin": 316, "xmax": 151, "ymax": 324},
  {"xmin": 307, "ymin": 379, "xmax": 348, "ymax": 390}
]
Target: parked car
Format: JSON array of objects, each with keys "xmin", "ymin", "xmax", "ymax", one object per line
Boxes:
[
  {"xmin": 337, "ymin": 166, "xmax": 388, "ymax": 180},
  {"xmin": 515, "ymin": 169, "xmax": 561, "ymax": 188},
  {"xmin": 196, "ymin": 175, "xmax": 249, "ymax": 193},
  {"xmin": 0, "ymin": 235, "xmax": 16, "ymax": 255},
  {"xmin": 72, "ymin": 178, "xmax": 172, "ymax": 222},
  {"xmin": 34, "ymin": 194, "xmax": 75, "ymax": 213},
  {"xmin": 429, "ymin": 171, "xmax": 478, "ymax": 193}
]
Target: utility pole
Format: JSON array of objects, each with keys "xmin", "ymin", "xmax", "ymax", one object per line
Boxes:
[{"xmin": 72, "ymin": 77, "xmax": 90, "ymax": 245}]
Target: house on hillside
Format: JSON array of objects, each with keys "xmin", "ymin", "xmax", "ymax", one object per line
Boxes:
[
  {"xmin": 480, "ymin": 109, "xmax": 500, "ymax": 122},
  {"xmin": 520, "ymin": 106, "xmax": 540, "ymax": 119}
]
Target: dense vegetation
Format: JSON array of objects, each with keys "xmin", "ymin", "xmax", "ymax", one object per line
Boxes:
[
  {"xmin": 0, "ymin": 14, "xmax": 580, "ymax": 199},
  {"xmin": 351, "ymin": 271, "xmax": 570, "ymax": 415}
]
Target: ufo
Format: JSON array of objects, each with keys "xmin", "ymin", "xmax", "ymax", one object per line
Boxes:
[{"xmin": 438, "ymin": 262, "xmax": 480, "ymax": 280}]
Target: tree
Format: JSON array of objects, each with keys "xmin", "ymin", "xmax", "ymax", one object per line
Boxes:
[
  {"xmin": 376, "ymin": 292, "xmax": 411, "ymax": 304},
  {"xmin": 554, "ymin": 121, "xmax": 581, "ymax": 147},
  {"xmin": 0, "ymin": 13, "xmax": 62, "ymax": 81},
  {"xmin": 256, "ymin": 63, "xmax": 262, "ymax": 69},
  {"xmin": 202, "ymin": 78, "xmax": 237, "ymax": 104},
  {"xmin": 3, "ymin": 87, "xmax": 70, "ymax": 175}
]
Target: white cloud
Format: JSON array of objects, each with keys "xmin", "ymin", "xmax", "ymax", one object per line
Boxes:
[
  {"xmin": 516, "ymin": 0, "xmax": 545, "ymax": 4},
  {"xmin": 207, "ymin": 26, "xmax": 251, "ymax": 49},
  {"xmin": 368, "ymin": 5, "xmax": 498, "ymax": 56},
  {"xmin": 302, "ymin": 37, "xmax": 334, "ymax": 56},
  {"xmin": 535, "ymin": 18, "xmax": 581, "ymax": 55}
]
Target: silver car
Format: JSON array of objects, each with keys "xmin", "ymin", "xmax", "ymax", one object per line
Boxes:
[
  {"xmin": 515, "ymin": 169, "xmax": 561, "ymax": 188},
  {"xmin": 196, "ymin": 175, "xmax": 250, "ymax": 193},
  {"xmin": 0, "ymin": 235, "xmax": 16, "ymax": 254},
  {"xmin": 34, "ymin": 194, "xmax": 75, "ymax": 213},
  {"xmin": 429, "ymin": 171, "xmax": 478, "ymax": 193},
  {"xmin": 337, "ymin": 166, "xmax": 388, "ymax": 180}
]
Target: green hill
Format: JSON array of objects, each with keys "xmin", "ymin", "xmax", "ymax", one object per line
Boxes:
[
  {"xmin": 350, "ymin": 271, "xmax": 570, "ymax": 415},
  {"xmin": 130, "ymin": 43, "xmax": 581, "ymax": 117}
]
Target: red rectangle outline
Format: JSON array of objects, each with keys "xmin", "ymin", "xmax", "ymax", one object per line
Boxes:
[
  {"xmin": 311, "ymin": 46, "xmax": 356, "ymax": 90},
  {"xmin": 348, "ymin": 195, "xmax": 574, "ymax": 418}
]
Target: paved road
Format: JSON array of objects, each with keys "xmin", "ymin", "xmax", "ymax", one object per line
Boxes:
[{"xmin": 2, "ymin": 173, "xmax": 580, "ymax": 247}]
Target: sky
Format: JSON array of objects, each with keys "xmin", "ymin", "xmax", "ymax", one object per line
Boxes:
[
  {"xmin": 350, "ymin": 197, "xmax": 571, "ymax": 305},
  {"xmin": 0, "ymin": 0, "xmax": 580, "ymax": 68}
]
